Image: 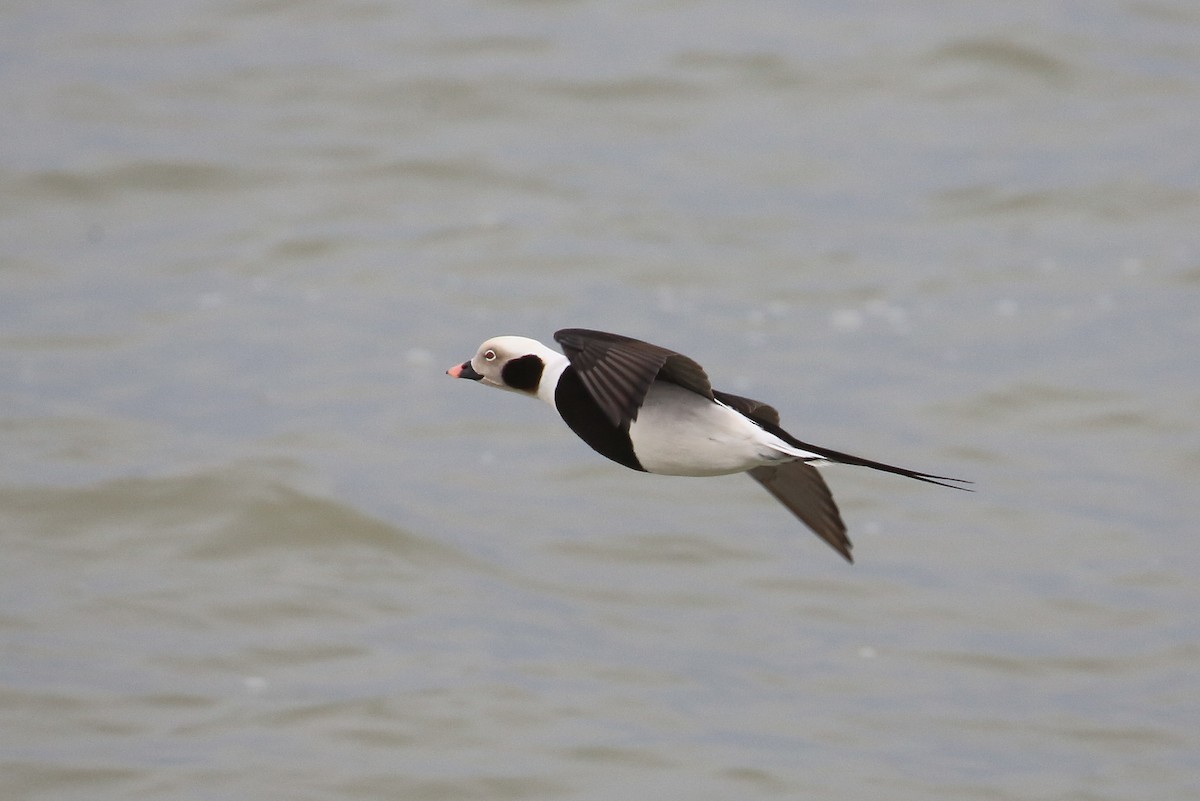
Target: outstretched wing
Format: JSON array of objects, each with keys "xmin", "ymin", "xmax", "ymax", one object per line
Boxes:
[
  {"xmin": 714, "ymin": 389, "xmax": 852, "ymax": 561},
  {"xmin": 554, "ymin": 329, "xmax": 714, "ymax": 428},
  {"xmin": 748, "ymin": 464, "xmax": 852, "ymax": 563}
]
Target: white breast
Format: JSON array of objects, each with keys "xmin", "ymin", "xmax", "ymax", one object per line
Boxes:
[{"xmin": 627, "ymin": 382, "xmax": 819, "ymax": 476}]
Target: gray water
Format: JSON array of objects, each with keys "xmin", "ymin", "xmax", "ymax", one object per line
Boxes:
[{"xmin": 3, "ymin": 2, "xmax": 1199, "ymax": 799}]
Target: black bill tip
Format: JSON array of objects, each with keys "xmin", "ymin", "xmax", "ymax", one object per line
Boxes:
[{"xmin": 447, "ymin": 361, "xmax": 483, "ymax": 380}]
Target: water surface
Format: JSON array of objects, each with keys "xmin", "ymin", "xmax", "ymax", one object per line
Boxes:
[{"xmin": 3, "ymin": 2, "xmax": 1199, "ymax": 799}]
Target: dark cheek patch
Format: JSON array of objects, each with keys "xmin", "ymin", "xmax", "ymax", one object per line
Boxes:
[{"xmin": 501, "ymin": 354, "xmax": 544, "ymax": 392}]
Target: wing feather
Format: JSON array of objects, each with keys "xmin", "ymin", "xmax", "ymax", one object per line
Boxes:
[
  {"xmin": 554, "ymin": 329, "xmax": 714, "ymax": 427},
  {"xmin": 748, "ymin": 464, "xmax": 852, "ymax": 563}
]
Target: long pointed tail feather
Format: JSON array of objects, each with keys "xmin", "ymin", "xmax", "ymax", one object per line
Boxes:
[
  {"xmin": 791, "ymin": 440, "xmax": 973, "ymax": 490},
  {"xmin": 710, "ymin": 388, "xmax": 971, "ymax": 491}
]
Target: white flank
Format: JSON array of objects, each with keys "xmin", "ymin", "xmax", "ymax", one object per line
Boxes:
[{"xmin": 628, "ymin": 382, "xmax": 820, "ymax": 476}]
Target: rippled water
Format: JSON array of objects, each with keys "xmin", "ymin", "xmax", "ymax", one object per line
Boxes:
[{"xmin": 3, "ymin": 2, "xmax": 1199, "ymax": 799}]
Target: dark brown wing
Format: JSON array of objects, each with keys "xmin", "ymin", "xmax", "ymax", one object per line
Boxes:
[
  {"xmin": 554, "ymin": 329, "xmax": 714, "ymax": 428},
  {"xmin": 748, "ymin": 464, "xmax": 852, "ymax": 563},
  {"xmin": 710, "ymin": 390, "xmax": 783, "ymax": 427},
  {"xmin": 714, "ymin": 389, "xmax": 851, "ymax": 562}
]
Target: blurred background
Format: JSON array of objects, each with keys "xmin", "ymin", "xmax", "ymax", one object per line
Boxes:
[{"xmin": 2, "ymin": 1, "xmax": 1198, "ymax": 799}]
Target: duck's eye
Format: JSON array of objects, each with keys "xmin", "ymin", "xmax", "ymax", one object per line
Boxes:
[{"xmin": 483, "ymin": 349, "xmax": 497, "ymax": 361}]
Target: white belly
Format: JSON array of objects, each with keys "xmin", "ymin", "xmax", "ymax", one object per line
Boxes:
[{"xmin": 628, "ymin": 382, "xmax": 817, "ymax": 476}]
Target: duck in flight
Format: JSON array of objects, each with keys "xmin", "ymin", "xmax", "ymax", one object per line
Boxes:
[{"xmin": 447, "ymin": 328, "xmax": 970, "ymax": 562}]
